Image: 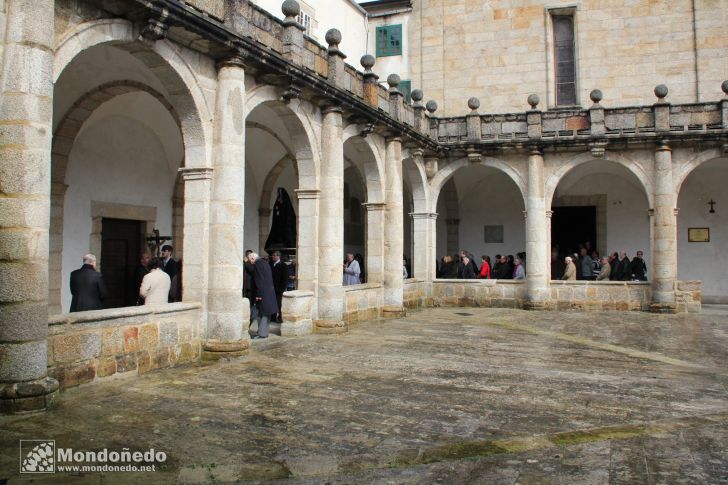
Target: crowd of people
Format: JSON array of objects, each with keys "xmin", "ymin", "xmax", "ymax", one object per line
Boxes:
[
  {"xmin": 437, "ymin": 250, "xmax": 527, "ymax": 280},
  {"xmin": 436, "ymin": 245, "xmax": 648, "ymax": 282}
]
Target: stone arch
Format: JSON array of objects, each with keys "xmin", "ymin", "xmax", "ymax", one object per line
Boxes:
[
  {"xmin": 545, "ymin": 152, "xmax": 653, "ymax": 209},
  {"xmin": 403, "ymin": 153, "xmax": 429, "ymax": 213},
  {"xmin": 245, "ymin": 85, "xmax": 321, "ymax": 189},
  {"xmin": 342, "ymin": 133, "xmax": 385, "ymax": 204},
  {"xmin": 429, "ymin": 156, "xmax": 527, "ymax": 212},
  {"xmin": 54, "ymin": 19, "xmax": 211, "ymax": 170},
  {"xmin": 674, "ymin": 148, "xmax": 726, "ymax": 195}
]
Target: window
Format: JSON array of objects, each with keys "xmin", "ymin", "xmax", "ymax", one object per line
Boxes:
[
  {"xmin": 376, "ymin": 24, "xmax": 402, "ymax": 57},
  {"xmin": 399, "ymin": 80, "xmax": 412, "ymax": 103},
  {"xmin": 297, "ymin": 10, "xmax": 313, "ymax": 36},
  {"xmin": 552, "ymin": 14, "xmax": 577, "ymax": 106}
]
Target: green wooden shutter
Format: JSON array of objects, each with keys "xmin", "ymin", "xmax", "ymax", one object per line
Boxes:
[
  {"xmin": 376, "ymin": 24, "xmax": 402, "ymax": 57},
  {"xmin": 399, "ymin": 80, "xmax": 412, "ymax": 103}
]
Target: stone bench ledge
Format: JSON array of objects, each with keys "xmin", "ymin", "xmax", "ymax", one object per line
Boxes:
[
  {"xmin": 343, "ymin": 283, "xmax": 383, "ymax": 292},
  {"xmin": 48, "ymin": 302, "xmax": 202, "ymax": 327}
]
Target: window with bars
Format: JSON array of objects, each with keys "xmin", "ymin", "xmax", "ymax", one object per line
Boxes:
[
  {"xmin": 552, "ymin": 14, "xmax": 577, "ymax": 106},
  {"xmin": 376, "ymin": 24, "xmax": 402, "ymax": 57}
]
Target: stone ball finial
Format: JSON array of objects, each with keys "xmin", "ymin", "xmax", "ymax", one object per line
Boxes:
[
  {"xmin": 411, "ymin": 89, "xmax": 424, "ymax": 103},
  {"xmin": 467, "ymin": 97, "xmax": 480, "ymax": 111},
  {"xmin": 654, "ymin": 84, "xmax": 668, "ymax": 100},
  {"xmin": 325, "ymin": 28, "xmax": 341, "ymax": 47},
  {"xmin": 589, "ymin": 89, "xmax": 603, "ymax": 104},
  {"xmin": 360, "ymin": 54, "xmax": 375, "ymax": 71},
  {"xmin": 527, "ymin": 93, "xmax": 540, "ymax": 109},
  {"xmin": 426, "ymin": 100, "xmax": 438, "ymax": 114},
  {"xmin": 282, "ymin": 0, "xmax": 300, "ymax": 18},
  {"xmin": 387, "ymin": 73, "xmax": 401, "ymax": 88},
  {"xmin": 722, "ymin": 80, "xmax": 728, "ymax": 96}
]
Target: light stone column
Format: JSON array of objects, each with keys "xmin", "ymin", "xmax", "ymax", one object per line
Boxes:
[
  {"xmin": 383, "ymin": 136, "xmax": 405, "ymax": 316},
  {"xmin": 179, "ymin": 167, "xmax": 212, "ymax": 314},
  {"xmin": 410, "ymin": 212, "xmax": 438, "ymax": 280},
  {"xmin": 204, "ymin": 58, "xmax": 249, "ymax": 358},
  {"xmin": 0, "ymin": 0, "xmax": 59, "ymax": 413},
  {"xmin": 525, "ymin": 148, "xmax": 550, "ymax": 309},
  {"xmin": 363, "ymin": 202, "xmax": 385, "ymax": 285},
  {"xmin": 650, "ymin": 142, "xmax": 678, "ymax": 312},
  {"xmin": 315, "ymin": 105, "xmax": 346, "ymax": 333}
]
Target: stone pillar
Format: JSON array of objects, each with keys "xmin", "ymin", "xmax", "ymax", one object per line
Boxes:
[
  {"xmin": 383, "ymin": 136, "xmax": 405, "ymax": 316},
  {"xmin": 363, "ymin": 202, "xmax": 385, "ymax": 285},
  {"xmin": 650, "ymin": 141, "xmax": 678, "ymax": 313},
  {"xmin": 179, "ymin": 167, "xmax": 212, "ymax": 307},
  {"xmin": 315, "ymin": 105, "xmax": 346, "ymax": 333},
  {"xmin": 0, "ymin": 0, "xmax": 59, "ymax": 413},
  {"xmin": 204, "ymin": 58, "xmax": 249, "ymax": 359},
  {"xmin": 525, "ymin": 148, "xmax": 550, "ymax": 309},
  {"xmin": 411, "ymin": 212, "xmax": 438, "ymax": 281}
]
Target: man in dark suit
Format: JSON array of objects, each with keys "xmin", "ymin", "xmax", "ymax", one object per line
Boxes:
[
  {"xmin": 269, "ymin": 250, "xmax": 288, "ymax": 323},
  {"xmin": 160, "ymin": 245, "xmax": 177, "ymax": 302},
  {"xmin": 70, "ymin": 254, "xmax": 108, "ymax": 312},
  {"xmin": 250, "ymin": 252, "xmax": 278, "ymax": 339}
]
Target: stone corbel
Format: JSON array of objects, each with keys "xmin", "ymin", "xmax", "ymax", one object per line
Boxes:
[
  {"xmin": 281, "ymin": 80, "xmax": 304, "ymax": 104},
  {"xmin": 359, "ymin": 123, "xmax": 375, "ymax": 138},
  {"xmin": 466, "ymin": 147, "xmax": 481, "ymax": 164},
  {"xmin": 179, "ymin": 167, "xmax": 214, "ymax": 181},
  {"xmin": 424, "ymin": 156, "xmax": 439, "ymax": 180},
  {"xmin": 139, "ymin": 8, "xmax": 170, "ymax": 43},
  {"xmin": 589, "ymin": 140, "xmax": 608, "ymax": 158}
]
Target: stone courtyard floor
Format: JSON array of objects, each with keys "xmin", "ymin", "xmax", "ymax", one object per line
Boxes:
[{"xmin": 2, "ymin": 306, "xmax": 728, "ymax": 484}]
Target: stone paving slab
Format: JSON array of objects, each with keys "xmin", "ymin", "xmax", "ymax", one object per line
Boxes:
[{"xmin": 1, "ymin": 307, "xmax": 727, "ymax": 484}]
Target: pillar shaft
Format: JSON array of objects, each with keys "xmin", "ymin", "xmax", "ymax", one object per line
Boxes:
[
  {"xmin": 525, "ymin": 149, "xmax": 550, "ymax": 308},
  {"xmin": 179, "ymin": 167, "xmax": 212, "ymax": 310},
  {"xmin": 316, "ymin": 106, "xmax": 346, "ymax": 330},
  {"xmin": 0, "ymin": 0, "xmax": 59, "ymax": 413},
  {"xmin": 651, "ymin": 143, "xmax": 677, "ymax": 311},
  {"xmin": 364, "ymin": 203, "xmax": 386, "ymax": 285},
  {"xmin": 411, "ymin": 212, "xmax": 437, "ymax": 281},
  {"xmin": 383, "ymin": 137, "xmax": 405, "ymax": 309},
  {"xmin": 205, "ymin": 59, "xmax": 248, "ymax": 355}
]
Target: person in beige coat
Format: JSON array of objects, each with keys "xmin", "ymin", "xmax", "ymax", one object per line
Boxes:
[
  {"xmin": 140, "ymin": 258, "xmax": 171, "ymax": 305},
  {"xmin": 562, "ymin": 256, "xmax": 577, "ymax": 280},
  {"xmin": 596, "ymin": 257, "xmax": 611, "ymax": 281}
]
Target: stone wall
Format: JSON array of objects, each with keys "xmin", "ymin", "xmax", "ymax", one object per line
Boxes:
[
  {"xmin": 343, "ymin": 284, "xmax": 383, "ymax": 323},
  {"xmin": 431, "ymin": 280, "xmax": 527, "ymax": 308},
  {"xmin": 404, "ymin": 279, "xmax": 431, "ymax": 309},
  {"xmin": 549, "ymin": 281, "xmax": 650, "ymax": 312},
  {"xmin": 47, "ymin": 303, "xmax": 201, "ymax": 389},
  {"xmin": 675, "ymin": 280, "xmax": 702, "ymax": 313}
]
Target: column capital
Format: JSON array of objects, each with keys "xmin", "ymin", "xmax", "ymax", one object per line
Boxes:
[
  {"xmin": 363, "ymin": 202, "xmax": 386, "ymax": 211},
  {"xmin": 656, "ymin": 140, "xmax": 672, "ymax": 152},
  {"xmin": 321, "ymin": 103, "xmax": 343, "ymax": 116},
  {"xmin": 295, "ymin": 188, "xmax": 321, "ymax": 200},
  {"xmin": 216, "ymin": 54, "xmax": 247, "ymax": 72},
  {"xmin": 528, "ymin": 144, "xmax": 544, "ymax": 156},
  {"xmin": 385, "ymin": 134, "xmax": 403, "ymax": 144},
  {"xmin": 179, "ymin": 167, "xmax": 214, "ymax": 181},
  {"xmin": 410, "ymin": 212, "xmax": 437, "ymax": 220}
]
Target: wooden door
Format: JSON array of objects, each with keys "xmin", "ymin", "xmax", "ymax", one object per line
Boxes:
[{"xmin": 101, "ymin": 218, "xmax": 142, "ymax": 308}]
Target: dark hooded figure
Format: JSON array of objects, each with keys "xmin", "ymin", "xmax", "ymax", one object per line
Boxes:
[{"xmin": 265, "ymin": 187, "xmax": 297, "ymax": 251}]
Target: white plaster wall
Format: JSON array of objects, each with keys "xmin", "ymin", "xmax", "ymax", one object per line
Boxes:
[
  {"xmin": 251, "ymin": 0, "xmax": 369, "ymax": 61},
  {"xmin": 677, "ymin": 161, "xmax": 728, "ymax": 302},
  {"xmin": 555, "ymin": 172, "xmax": 650, "ymax": 259},
  {"xmin": 367, "ymin": 12, "xmax": 411, "ymax": 88},
  {"xmin": 61, "ymin": 93, "xmax": 181, "ymax": 311},
  {"xmin": 455, "ymin": 170, "xmax": 526, "ymax": 260}
]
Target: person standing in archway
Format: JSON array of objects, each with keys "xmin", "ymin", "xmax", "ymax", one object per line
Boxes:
[{"xmin": 249, "ymin": 252, "xmax": 278, "ymax": 339}]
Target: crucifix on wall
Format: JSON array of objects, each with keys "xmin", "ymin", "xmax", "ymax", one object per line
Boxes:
[{"xmin": 146, "ymin": 228, "xmax": 171, "ymax": 256}]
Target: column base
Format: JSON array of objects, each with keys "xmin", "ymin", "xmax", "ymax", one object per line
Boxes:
[
  {"xmin": 281, "ymin": 319, "xmax": 313, "ymax": 336},
  {"xmin": 0, "ymin": 377, "xmax": 59, "ymax": 415},
  {"xmin": 201, "ymin": 339, "xmax": 250, "ymax": 361},
  {"xmin": 523, "ymin": 300, "xmax": 551, "ymax": 311},
  {"xmin": 313, "ymin": 319, "xmax": 348, "ymax": 334},
  {"xmin": 381, "ymin": 305, "xmax": 406, "ymax": 319},
  {"xmin": 649, "ymin": 302, "xmax": 678, "ymax": 314}
]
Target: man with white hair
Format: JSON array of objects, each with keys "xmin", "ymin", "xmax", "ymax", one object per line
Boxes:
[
  {"xmin": 249, "ymin": 251, "xmax": 278, "ymax": 339},
  {"xmin": 70, "ymin": 253, "xmax": 108, "ymax": 312},
  {"xmin": 562, "ymin": 256, "xmax": 576, "ymax": 281}
]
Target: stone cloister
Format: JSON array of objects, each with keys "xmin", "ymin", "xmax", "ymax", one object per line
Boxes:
[{"xmin": 0, "ymin": 0, "xmax": 726, "ymax": 414}]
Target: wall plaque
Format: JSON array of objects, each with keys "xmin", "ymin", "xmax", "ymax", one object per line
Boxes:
[{"xmin": 688, "ymin": 227, "xmax": 710, "ymax": 242}]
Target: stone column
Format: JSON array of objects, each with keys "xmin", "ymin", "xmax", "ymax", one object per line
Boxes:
[
  {"xmin": 525, "ymin": 148, "xmax": 550, "ymax": 309},
  {"xmin": 178, "ymin": 167, "xmax": 212, "ymax": 308},
  {"xmin": 315, "ymin": 105, "xmax": 346, "ymax": 333},
  {"xmin": 383, "ymin": 136, "xmax": 405, "ymax": 316},
  {"xmin": 650, "ymin": 142, "xmax": 678, "ymax": 313},
  {"xmin": 363, "ymin": 202, "xmax": 385, "ymax": 285},
  {"xmin": 411, "ymin": 212, "xmax": 438, "ymax": 281},
  {"xmin": 0, "ymin": 0, "xmax": 59, "ymax": 413},
  {"xmin": 204, "ymin": 58, "xmax": 249, "ymax": 358}
]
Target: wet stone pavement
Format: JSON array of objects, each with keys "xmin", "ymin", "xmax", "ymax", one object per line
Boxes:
[{"xmin": 2, "ymin": 307, "xmax": 728, "ymax": 484}]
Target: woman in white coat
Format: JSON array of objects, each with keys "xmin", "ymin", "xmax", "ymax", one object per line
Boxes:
[{"xmin": 140, "ymin": 258, "xmax": 171, "ymax": 305}]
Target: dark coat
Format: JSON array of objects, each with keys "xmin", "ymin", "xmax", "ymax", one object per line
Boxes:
[
  {"xmin": 265, "ymin": 188, "xmax": 297, "ymax": 251},
  {"xmin": 631, "ymin": 257, "xmax": 647, "ymax": 281},
  {"xmin": 253, "ymin": 258, "xmax": 279, "ymax": 316},
  {"xmin": 162, "ymin": 257, "xmax": 177, "ymax": 280},
  {"xmin": 461, "ymin": 263, "xmax": 476, "ymax": 279},
  {"xmin": 135, "ymin": 264, "xmax": 149, "ymax": 305},
  {"xmin": 616, "ymin": 257, "xmax": 632, "ymax": 281},
  {"xmin": 270, "ymin": 260, "xmax": 289, "ymax": 294},
  {"xmin": 70, "ymin": 264, "xmax": 108, "ymax": 312},
  {"xmin": 243, "ymin": 262, "xmax": 255, "ymax": 299}
]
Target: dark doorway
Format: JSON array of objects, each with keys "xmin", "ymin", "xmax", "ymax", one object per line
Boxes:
[
  {"xmin": 551, "ymin": 206, "xmax": 596, "ymax": 257},
  {"xmin": 101, "ymin": 218, "xmax": 142, "ymax": 309}
]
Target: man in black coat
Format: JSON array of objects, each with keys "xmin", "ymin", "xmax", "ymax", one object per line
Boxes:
[
  {"xmin": 269, "ymin": 250, "xmax": 288, "ymax": 323},
  {"xmin": 250, "ymin": 252, "xmax": 279, "ymax": 339},
  {"xmin": 631, "ymin": 250, "xmax": 647, "ymax": 281},
  {"xmin": 70, "ymin": 254, "xmax": 108, "ymax": 312}
]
